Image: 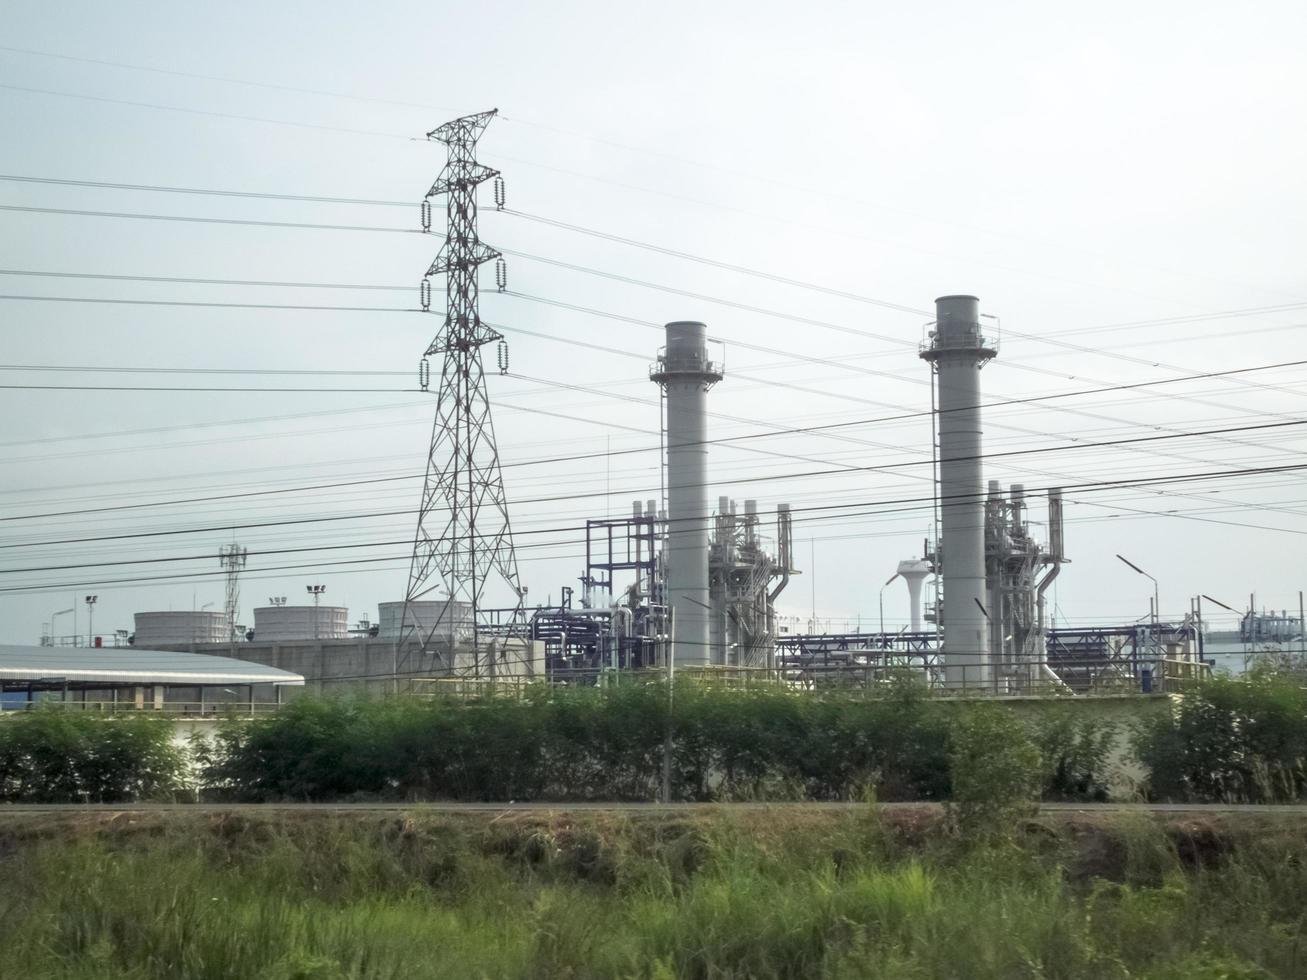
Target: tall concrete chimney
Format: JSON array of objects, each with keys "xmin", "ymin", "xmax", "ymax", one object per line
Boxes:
[
  {"xmin": 651, "ymin": 321, "xmax": 723, "ymax": 666},
  {"xmin": 921, "ymin": 295, "xmax": 996, "ymax": 687}
]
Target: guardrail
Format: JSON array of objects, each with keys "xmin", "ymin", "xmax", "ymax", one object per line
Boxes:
[{"xmin": 0, "ymin": 701, "xmax": 283, "ymax": 717}]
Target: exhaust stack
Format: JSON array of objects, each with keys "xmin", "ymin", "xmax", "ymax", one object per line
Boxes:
[
  {"xmin": 651, "ymin": 321, "xmax": 723, "ymax": 666},
  {"xmin": 921, "ymin": 295, "xmax": 996, "ymax": 686}
]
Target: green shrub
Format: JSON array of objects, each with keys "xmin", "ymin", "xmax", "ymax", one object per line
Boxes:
[
  {"xmin": 1029, "ymin": 706, "xmax": 1117, "ymax": 801},
  {"xmin": 947, "ymin": 704, "xmax": 1042, "ymax": 837},
  {"xmin": 0, "ymin": 710, "xmax": 183, "ymax": 802},
  {"xmin": 1135, "ymin": 676, "xmax": 1307, "ymax": 802},
  {"xmin": 202, "ymin": 683, "xmax": 965, "ymax": 803}
]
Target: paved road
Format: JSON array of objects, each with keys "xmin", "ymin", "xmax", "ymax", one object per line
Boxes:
[{"xmin": 1, "ymin": 802, "xmax": 1305, "ymax": 815}]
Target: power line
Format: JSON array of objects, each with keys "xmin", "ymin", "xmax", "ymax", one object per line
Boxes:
[
  {"xmin": 498, "ymin": 208, "xmax": 929, "ymax": 316},
  {"xmin": 0, "ymin": 44, "xmax": 454, "ymax": 113},
  {"xmin": 0, "ymin": 268, "xmax": 411, "ymax": 291},
  {"xmin": 2, "ymin": 193, "xmax": 1299, "ymax": 358},
  {"xmin": 493, "ymin": 215, "xmax": 1307, "ymax": 405},
  {"xmin": 4, "ymin": 463, "xmax": 1306, "ymax": 593},
  {"xmin": 0, "ymin": 384, "xmax": 412, "ymax": 393},
  {"xmin": 3, "ymin": 356, "xmax": 1303, "ymax": 521},
  {"xmin": 0, "ymin": 204, "xmax": 416, "ymax": 233},
  {"xmin": 5, "ymin": 424, "xmax": 1305, "ymax": 550},
  {"xmin": 0, "ymin": 174, "xmax": 410, "ymax": 207},
  {"xmin": 0, "ymin": 82, "xmax": 417, "ymax": 141},
  {"xmin": 0, "ymin": 294, "xmax": 412, "ymax": 313},
  {"xmin": 3, "ymin": 43, "xmax": 1294, "ymax": 309},
  {"xmin": 497, "ymin": 291, "xmax": 1304, "ymax": 457},
  {"xmin": 6, "ymin": 188, "xmax": 1303, "ymax": 471}
]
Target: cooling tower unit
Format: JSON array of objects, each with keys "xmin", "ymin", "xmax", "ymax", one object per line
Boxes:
[
  {"xmin": 252, "ymin": 605, "xmax": 349, "ymax": 641},
  {"xmin": 921, "ymin": 295, "xmax": 996, "ymax": 687},
  {"xmin": 377, "ymin": 600, "xmax": 473, "ymax": 642},
  {"xmin": 133, "ymin": 611, "xmax": 229, "ymax": 646},
  {"xmin": 651, "ymin": 321, "xmax": 723, "ymax": 666}
]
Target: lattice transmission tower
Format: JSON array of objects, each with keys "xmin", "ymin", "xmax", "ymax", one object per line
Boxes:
[
  {"xmin": 218, "ymin": 542, "xmax": 247, "ymax": 640},
  {"xmin": 399, "ymin": 108, "xmax": 528, "ymax": 681}
]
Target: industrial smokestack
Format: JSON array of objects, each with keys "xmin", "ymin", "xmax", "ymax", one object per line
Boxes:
[
  {"xmin": 921, "ymin": 295, "xmax": 996, "ymax": 687},
  {"xmin": 651, "ymin": 321, "xmax": 723, "ymax": 666}
]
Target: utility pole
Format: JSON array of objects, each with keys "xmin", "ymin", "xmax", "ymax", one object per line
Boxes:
[
  {"xmin": 400, "ymin": 109, "xmax": 527, "ymax": 683},
  {"xmin": 84, "ymin": 595, "xmax": 97, "ymax": 647},
  {"xmin": 307, "ymin": 585, "xmax": 326, "ymax": 640},
  {"xmin": 219, "ymin": 542, "xmax": 247, "ymax": 641},
  {"xmin": 1117, "ymin": 554, "xmax": 1161, "ymax": 659}
]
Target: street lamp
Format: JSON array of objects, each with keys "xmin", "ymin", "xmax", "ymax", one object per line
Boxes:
[
  {"xmin": 307, "ymin": 585, "xmax": 326, "ymax": 639},
  {"xmin": 1117, "ymin": 554, "xmax": 1161, "ymax": 657},
  {"xmin": 1202, "ymin": 593, "xmax": 1243, "ymax": 669},
  {"xmin": 51, "ymin": 607, "xmax": 74, "ymax": 646},
  {"xmin": 878, "ymin": 573, "xmax": 900, "ymax": 646},
  {"xmin": 1202, "ymin": 594, "xmax": 1239, "ymax": 615},
  {"xmin": 84, "ymin": 595, "xmax": 98, "ymax": 647}
]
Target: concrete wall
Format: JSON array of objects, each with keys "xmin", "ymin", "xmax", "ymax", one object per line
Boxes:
[
  {"xmin": 154, "ymin": 637, "xmax": 546, "ymax": 695},
  {"xmin": 152, "ymin": 638, "xmax": 427, "ymax": 696}
]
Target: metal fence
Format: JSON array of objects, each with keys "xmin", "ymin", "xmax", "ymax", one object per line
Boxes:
[{"xmin": 405, "ymin": 656, "xmax": 1209, "ymax": 700}]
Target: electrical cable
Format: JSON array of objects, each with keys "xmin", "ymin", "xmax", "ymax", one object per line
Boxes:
[
  {"xmin": 3, "ymin": 462, "xmax": 1306, "ymax": 594},
  {"xmin": 3, "ymin": 357, "xmax": 1303, "ymax": 523},
  {"xmin": 3, "ymin": 43, "xmax": 1295, "ymax": 310},
  {"xmin": 4, "ymin": 422, "xmax": 1305, "ymax": 550},
  {"xmin": 0, "ymin": 82, "xmax": 417, "ymax": 141},
  {"xmin": 0, "ymin": 174, "xmax": 411, "ymax": 207},
  {"xmin": 0, "ymin": 294, "xmax": 412, "ymax": 313},
  {"xmin": 0, "ymin": 204, "xmax": 417, "ymax": 233}
]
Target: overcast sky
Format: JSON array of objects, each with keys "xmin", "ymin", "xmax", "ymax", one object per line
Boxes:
[{"xmin": 2, "ymin": 0, "xmax": 1305, "ymax": 644}]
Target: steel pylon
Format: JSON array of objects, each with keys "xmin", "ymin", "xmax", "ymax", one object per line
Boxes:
[{"xmin": 399, "ymin": 109, "xmax": 529, "ymax": 683}]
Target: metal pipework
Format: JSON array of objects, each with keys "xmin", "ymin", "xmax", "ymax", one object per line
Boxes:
[
  {"xmin": 921, "ymin": 295, "xmax": 996, "ymax": 687},
  {"xmin": 651, "ymin": 321, "xmax": 723, "ymax": 666}
]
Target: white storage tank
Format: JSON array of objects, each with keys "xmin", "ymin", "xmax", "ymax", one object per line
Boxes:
[
  {"xmin": 252, "ymin": 605, "xmax": 348, "ymax": 641},
  {"xmin": 134, "ymin": 610, "xmax": 229, "ymax": 646},
  {"xmin": 377, "ymin": 600, "xmax": 473, "ymax": 641}
]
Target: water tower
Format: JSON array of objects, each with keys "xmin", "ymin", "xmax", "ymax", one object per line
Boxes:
[{"xmin": 896, "ymin": 559, "xmax": 932, "ymax": 633}]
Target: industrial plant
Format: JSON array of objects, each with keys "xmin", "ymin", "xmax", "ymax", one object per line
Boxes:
[
  {"xmin": 42, "ymin": 293, "xmax": 1299, "ymax": 698},
  {"xmin": 20, "ymin": 111, "xmax": 1306, "ymax": 702}
]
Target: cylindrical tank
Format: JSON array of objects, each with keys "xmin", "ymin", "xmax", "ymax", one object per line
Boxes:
[
  {"xmin": 376, "ymin": 600, "xmax": 473, "ymax": 641},
  {"xmin": 133, "ymin": 610, "xmax": 229, "ymax": 646},
  {"xmin": 921, "ymin": 295, "xmax": 996, "ymax": 687},
  {"xmin": 251, "ymin": 605, "xmax": 348, "ymax": 641},
  {"xmin": 651, "ymin": 321, "xmax": 723, "ymax": 666}
]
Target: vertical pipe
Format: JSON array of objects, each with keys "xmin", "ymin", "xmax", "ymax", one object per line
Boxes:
[
  {"xmin": 1299, "ymin": 591, "xmax": 1305, "ymax": 657},
  {"xmin": 651, "ymin": 322, "xmax": 721, "ymax": 667},
  {"xmin": 920, "ymin": 295, "xmax": 995, "ymax": 687}
]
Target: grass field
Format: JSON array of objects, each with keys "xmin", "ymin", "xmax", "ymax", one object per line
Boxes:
[{"xmin": 0, "ymin": 808, "xmax": 1303, "ymax": 978}]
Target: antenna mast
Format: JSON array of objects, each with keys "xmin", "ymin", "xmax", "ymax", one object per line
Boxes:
[{"xmin": 399, "ymin": 109, "xmax": 528, "ymax": 682}]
